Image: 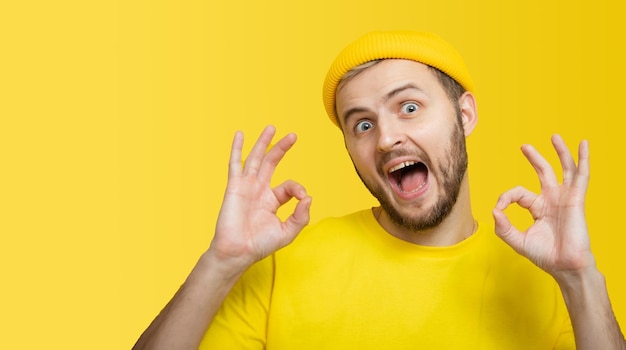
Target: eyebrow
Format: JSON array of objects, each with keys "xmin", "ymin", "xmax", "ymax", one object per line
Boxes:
[
  {"xmin": 383, "ymin": 83, "xmax": 423, "ymax": 103},
  {"xmin": 341, "ymin": 83, "xmax": 423, "ymax": 125}
]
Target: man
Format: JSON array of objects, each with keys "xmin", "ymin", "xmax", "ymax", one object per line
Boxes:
[{"xmin": 134, "ymin": 31, "xmax": 625, "ymax": 349}]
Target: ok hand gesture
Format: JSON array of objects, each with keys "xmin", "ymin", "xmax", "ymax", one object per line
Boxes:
[
  {"xmin": 492, "ymin": 135, "xmax": 594, "ymax": 281},
  {"xmin": 209, "ymin": 126, "xmax": 312, "ymax": 274}
]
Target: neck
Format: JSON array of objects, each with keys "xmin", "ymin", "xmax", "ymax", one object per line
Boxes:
[{"xmin": 375, "ymin": 175, "xmax": 476, "ymax": 247}]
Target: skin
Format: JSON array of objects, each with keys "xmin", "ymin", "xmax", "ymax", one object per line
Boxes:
[
  {"xmin": 134, "ymin": 59, "xmax": 625, "ymax": 350},
  {"xmin": 336, "ymin": 59, "xmax": 477, "ymax": 246},
  {"xmin": 133, "ymin": 126, "xmax": 312, "ymax": 350},
  {"xmin": 493, "ymin": 136, "xmax": 625, "ymax": 349}
]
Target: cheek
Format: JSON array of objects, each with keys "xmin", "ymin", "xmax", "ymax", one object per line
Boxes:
[
  {"xmin": 346, "ymin": 143, "xmax": 373, "ymax": 170},
  {"xmin": 344, "ymin": 137, "xmax": 360, "ymax": 157}
]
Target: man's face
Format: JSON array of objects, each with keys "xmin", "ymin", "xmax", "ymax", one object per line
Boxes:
[{"xmin": 336, "ymin": 59, "xmax": 468, "ymax": 231}]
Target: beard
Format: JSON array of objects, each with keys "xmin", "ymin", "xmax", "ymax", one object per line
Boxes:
[{"xmin": 353, "ymin": 111, "xmax": 468, "ymax": 232}]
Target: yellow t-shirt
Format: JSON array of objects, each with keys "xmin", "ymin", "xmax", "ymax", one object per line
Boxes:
[{"xmin": 201, "ymin": 209, "xmax": 575, "ymax": 349}]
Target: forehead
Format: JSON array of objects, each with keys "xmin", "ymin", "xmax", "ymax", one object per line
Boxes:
[
  {"xmin": 336, "ymin": 59, "xmax": 442, "ymax": 116},
  {"xmin": 338, "ymin": 60, "xmax": 437, "ymax": 99}
]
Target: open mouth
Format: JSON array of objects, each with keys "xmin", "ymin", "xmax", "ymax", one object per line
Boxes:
[{"xmin": 388, "ymin": 161, "xmax": 428, "ymax": 193}]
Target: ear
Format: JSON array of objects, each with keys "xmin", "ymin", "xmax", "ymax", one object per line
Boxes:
[{"xmin": 458, "ymin": 92, "xmax": 478, "ymax": 137}]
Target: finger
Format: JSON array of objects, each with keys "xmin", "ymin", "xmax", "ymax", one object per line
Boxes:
[
  {"xmin": 228, "ymin": 131, "xmax": 244, "ymax": 177},
  {"xmin": 492, "ymin": 208, "xmax": 525, "ymax": 253},
  {"xmin": 282, "ymin": 195, "xmax": 312, "ymax": 241},
  {"xmin": 495, "ymin": 186, "xmax": 538, "ymax": 212},
  {"xmin": 243, "ymin": 125, "xmax": 277, "ymax": 177},
  {"xmin": 273, "ymin": 180, "xmax": 308, "ymax": 206},
  {"xmin": 257, "ymin": 132, "xmax": 297, "ymax": 183},
  {"xmin": 551, "ymin": 134, "xmax": 577, "ymax": 185},
  {"xmin": 574, "ymin": 140, "xmax": 590, "ymax": 192},
  {"xmin": 521, "ymin": 143, "xmax": 559, "ymax": 189},
  {"xmin": 272, "ymin": 181, "xmax": 311, "ymax": 246}
]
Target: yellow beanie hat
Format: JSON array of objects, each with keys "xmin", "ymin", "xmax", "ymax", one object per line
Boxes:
[{"xmin": 322, "ymin": 30, "xmax": 475, "ymax": 127}]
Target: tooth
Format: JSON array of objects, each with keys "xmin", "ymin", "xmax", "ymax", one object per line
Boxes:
[{"xmin": 389, "ymin": 161, "xmax": 416, "ymax": 173}]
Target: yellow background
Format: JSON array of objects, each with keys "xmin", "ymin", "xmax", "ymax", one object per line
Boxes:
[{"xmin": 1, "ymin": 0, "xmax": 624, "ymax": 348}]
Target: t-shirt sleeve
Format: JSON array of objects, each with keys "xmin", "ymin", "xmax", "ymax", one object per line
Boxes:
[{"xmin": 198, "ymin": 255, "xmax": 274, "ymax": 349}]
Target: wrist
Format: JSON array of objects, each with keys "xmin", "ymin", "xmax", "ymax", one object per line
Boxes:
[
  {"xmin": 549, "ymin": 251, "xmax": 597, "ymax": 286},
  {"xmin": 555, "ymin": 265, "xmax": 605, "ymax": 306},
  {"xmin": 185, "ymin": 250, "xmax": 249, "ymax": 289}
]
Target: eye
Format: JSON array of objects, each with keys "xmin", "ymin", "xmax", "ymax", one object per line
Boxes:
[
  {"xmin": 354, "ymin": 120, "xmax": 374, "ymax": 133},
  {"xmin": 400, "ymin": 102, "xmax": 419, "ymax": 114}
]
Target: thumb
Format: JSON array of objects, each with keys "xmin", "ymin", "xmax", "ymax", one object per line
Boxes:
[
  {"xmin": 282, "ymin": 196, "xmax": 312, "ymax": 242},
  {"xmin": 492, "ymin": 208, "xmax": 523, "ymax": 251}
]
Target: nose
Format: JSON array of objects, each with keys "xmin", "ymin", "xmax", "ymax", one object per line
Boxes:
[{"xmin": 376, "ymin": 116, "xmax": 406, "ymax": 152}]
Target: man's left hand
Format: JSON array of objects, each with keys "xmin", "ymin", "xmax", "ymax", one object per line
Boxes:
[{"xmin": 492, "ymin": 135, "xmax": 595, "ymax": 281}]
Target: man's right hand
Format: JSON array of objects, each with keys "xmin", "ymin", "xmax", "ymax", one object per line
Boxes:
[
  {"xmin": 208, "ymin": 125, "xmax": 312, "ymax": 275},
  {"xmin": 133, "ymin": 126, "xmax": 310, "ymax": 350}
]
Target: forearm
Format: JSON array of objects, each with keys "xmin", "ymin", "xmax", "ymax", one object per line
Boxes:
[
  {"xmin": 557, "ymin": 267, "xmax": 626, "ymax": 350},
  {"xmin": 133, "ymin": 252, "xmax": 244, "ymax": 350}
]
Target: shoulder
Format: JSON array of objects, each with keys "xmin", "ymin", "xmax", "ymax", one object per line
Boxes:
[
  {"xmin": 273, "ymin": 209, "xmax": 376, "ymax": 265},
  {"xmin": 291, "ymin": 209, "xmax": 374, "ymax": 246},
  {"xmin": 475, "ymin": 223, "xmax": 568, "ymax": 319},
  {"xmin": 307, "ymin": 209, "xmax": 373, "ymax": 232},
  {"xmin": 476, "ymin": 222, "xmax": 555, "ymax": 281},
  {"xmin": 464, "ymin": 223, "xmax": 571, "ymax": 342}
]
